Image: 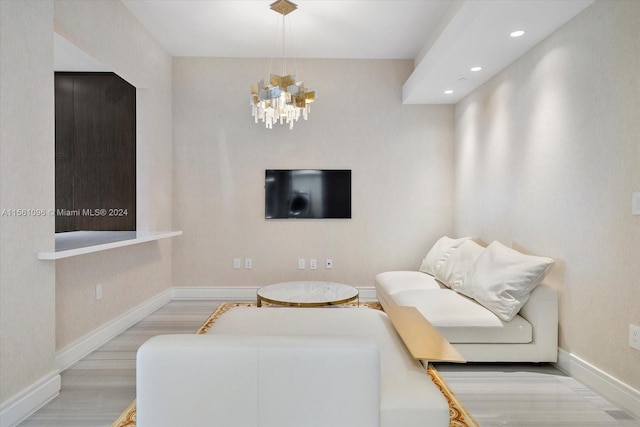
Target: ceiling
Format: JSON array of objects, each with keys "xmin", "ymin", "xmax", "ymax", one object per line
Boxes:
[{"xmin": 57, "ymin": 0, "xmax": 595, "ymax": 104}]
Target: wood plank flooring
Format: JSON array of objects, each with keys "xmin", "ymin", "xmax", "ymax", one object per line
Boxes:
[
  {"xmin": 18, "ymin": 300, "xmax": 640, "ymax": 426},
  {"xmin": 18, "ymin": 300, "xmax": 219, "ymax": 427},
  {"xmin": 435, "ymin": 363, "xmax": 640, "ymax": 426}
]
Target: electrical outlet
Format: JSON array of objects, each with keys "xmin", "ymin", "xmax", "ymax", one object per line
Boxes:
[
  {"xmin": 245, "ymin": 258, "xmax": 252, "ymax": 269},
  {"xmin": 95, "ymin": 284, "xmax": 103, "ymax": 301},
  {"xmin": 326, "ymin": 259, "xmax": 333, "ymax": 269},
  {"xmin": 309, "ymin": 259, "xmax": 317, "ymax": 270},
  {"xmin": 630, "ymin": 324, "xmax": 640, "ymax": 351},
  {"xmin": 233, "ymin": 258, "xmax": 241, "ymax": 269},
  {"xmin": 298, "ymin": 258, "xmax": 306, "ymax": 269}
]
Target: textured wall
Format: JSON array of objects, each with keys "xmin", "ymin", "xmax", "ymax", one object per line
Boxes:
[
  {"xmin": 172, "ymin": 58, "xmax": 455, "ymax": 288},
  {"xmin": 53, "ymin": 0, "xmax": 174, "ymax": 351},
  {"xmin": 455, "ymin": 0, "xmax": 640, "ymax": 390},
  {"xmin": 0, "ymin": 0, "xmax": 56, "ymax": 403}
]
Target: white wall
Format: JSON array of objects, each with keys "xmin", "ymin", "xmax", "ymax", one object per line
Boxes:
[
  {"xmin": 0, "ymin": 0, "xmax": 56, "ymax": 404},
  {"xmin": 172, "ymin": 58, "xmax": 455, "ymax": 288},
  {"xmin": 455, "ymin": 0, "xmax": 640, "ymax": 390},
  {"xmin": 52, "ymin": 0, "xmax": 174, "ymax": 351},
  {"xmin": 0, "ymin": 1, "xmax": 173, "ymax": 417}
]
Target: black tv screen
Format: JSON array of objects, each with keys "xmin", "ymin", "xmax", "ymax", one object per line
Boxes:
[{"xmin": 265, "ymin": 169, "xmax": 351, "ymax": 219}]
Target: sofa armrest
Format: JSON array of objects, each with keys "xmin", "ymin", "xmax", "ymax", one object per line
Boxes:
[
  {"xmin": 518, "ymin": 283, "xmax": 558, "ymax": 361},
  {"xmin": 137, "ymin": 334, "xmax": 380, "ymax": 427}
]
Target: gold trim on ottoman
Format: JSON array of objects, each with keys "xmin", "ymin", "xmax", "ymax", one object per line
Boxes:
[{"xmin": 385, "ymin": 305, "xmax": 465, "ymax": 363}]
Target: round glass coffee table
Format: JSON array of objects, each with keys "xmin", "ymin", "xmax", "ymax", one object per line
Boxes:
[{"xmin": 256, "ymin": 281, "xmax": 359, "ymax": 307}]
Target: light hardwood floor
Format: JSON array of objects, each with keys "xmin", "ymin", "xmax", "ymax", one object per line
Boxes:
[{"xmin": 18, "ymin": 300, "xmax": 640, "ymax": 426}]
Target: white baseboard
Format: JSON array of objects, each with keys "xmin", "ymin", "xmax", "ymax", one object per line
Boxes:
[
  {"xmin": 55, "ymin": 289, "xmax": 172, "ymax": 371},
  {"xmin": 358, "ymin": 287, "xmax": 377, "ymax": 301},
  {"xmin": 171, "ymin": 286, "xmax": 378, "ymax": 302},
  {"xmin": 171, "ymin": 286, "xmax": 258, "ymax": 300},
  {"xmin": 0, "ymin": 370, "xmax": 60, "ymax": 427},
  {"xmin": 556, "ymin": 349, "xmax": 640, "ymax": 419}
]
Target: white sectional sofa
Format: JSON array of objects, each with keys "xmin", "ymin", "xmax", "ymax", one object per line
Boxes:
[
  {"xmin": 137, "ymin": 307, "xmax": 450, "ymax": 427},
  {"xmin": 376, "ymin": 237, "xmax": 558, "ymax": 363}
]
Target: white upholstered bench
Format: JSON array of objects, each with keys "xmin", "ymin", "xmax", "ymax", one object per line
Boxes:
[{"xmin": 136, "ymin": 307, "xmax": 450, "ymax": 427}]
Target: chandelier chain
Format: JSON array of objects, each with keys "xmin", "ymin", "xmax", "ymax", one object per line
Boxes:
[{"xmin": 250, "ymin": 0, "xmax": 316, "ymax": 129}]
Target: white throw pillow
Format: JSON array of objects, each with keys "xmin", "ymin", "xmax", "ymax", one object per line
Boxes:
[
  {"xmin": 436, "ymin": 240, "xmax": 485, "ymax": 290},
  {"xmin": 458, "ymin": 241, "xmax": 555, "ymax": 321},
  {"xmin": 419, "ymin": 236, "xmax": 471, "ymax": 277}
]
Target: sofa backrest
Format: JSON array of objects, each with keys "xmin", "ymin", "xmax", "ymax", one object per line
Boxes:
[
  {"xmin": 519, "ymin": 282, "xmax": 558, "ymax": 361},
  {"xmin": 136, "ymin": 334, "xmax": 380, "ymax": 427}
]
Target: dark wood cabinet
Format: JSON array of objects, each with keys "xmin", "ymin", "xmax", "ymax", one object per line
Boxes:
[{"xmin": 55, "ymin": 72, "xmax": 136, "ymax": 232}]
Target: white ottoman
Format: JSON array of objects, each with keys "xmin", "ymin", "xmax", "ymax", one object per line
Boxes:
[{"xmin": 208, "ymin": 307, "xmax": 450, "ymax": 427}]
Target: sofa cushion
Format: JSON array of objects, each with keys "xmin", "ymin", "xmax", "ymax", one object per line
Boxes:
[
  {"xmin": 436, "ymin": 240, "xmax": 485, "ymax": 290},
  {"xmin": 375, "ymin": 271, "xmax": 444, "ymax": 298},
  {"xmin": 457, "ymin": 241, "xmax": 555, "ymax": 321},
  {"xmin": 389, "ymin": 289, "xmax": 533, "ymax": 344},
  {"xmin": 418, "ymin": 236, "xmax": 470, "ymax": 276}
]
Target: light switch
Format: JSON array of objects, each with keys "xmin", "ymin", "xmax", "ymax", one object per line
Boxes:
[{"xmin": 633, "ymin": 193, "xmax": 640, "ymax": 215}]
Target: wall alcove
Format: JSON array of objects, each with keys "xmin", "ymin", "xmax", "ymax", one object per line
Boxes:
[
  {"xmin": 55, "ymin": 72, "xmax": 136, "ymax": 232},
  {"xmin": 44, "ymin": 32, "xmax": 181, "ymax": 259}
]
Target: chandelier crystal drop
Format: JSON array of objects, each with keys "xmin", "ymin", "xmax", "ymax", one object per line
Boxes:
[{"xmin": 250, "ymin": 0, "xmax": 315, "ymax": 129}]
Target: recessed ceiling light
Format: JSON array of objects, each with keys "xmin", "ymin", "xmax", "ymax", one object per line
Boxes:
[
  {"xmin": 510, "ymin": 30, "xmax": 525, "ymax": 37},
  {"xmin": 444, "ymin": 90, "xmax": 453, "ymax": 94},
  {"xmin": 470, "ymin": 66, "xmax": 482, "ymax": 72}
]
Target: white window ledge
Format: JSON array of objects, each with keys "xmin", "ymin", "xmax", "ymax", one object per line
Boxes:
[{"xmin": 38, "ymin": 230, "xmax": 182, "ymax": 260}]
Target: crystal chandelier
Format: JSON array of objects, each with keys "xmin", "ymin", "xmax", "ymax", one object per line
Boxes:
[{"xmin": 250, "ymin": 0, "xmax": 316, "ymax": 129}]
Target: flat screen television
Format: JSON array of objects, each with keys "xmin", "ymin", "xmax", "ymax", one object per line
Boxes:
[{"xmin": 265, "ymin": 169, "xmax": 351, "ymax": 219}]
